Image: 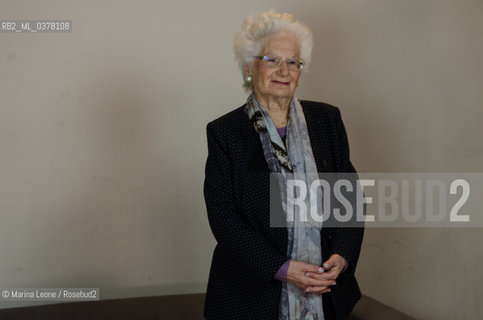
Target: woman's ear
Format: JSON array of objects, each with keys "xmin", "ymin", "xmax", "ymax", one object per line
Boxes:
[{"xmin": 243, "ymin": 64, "xmax": 250, "ymax": 77}]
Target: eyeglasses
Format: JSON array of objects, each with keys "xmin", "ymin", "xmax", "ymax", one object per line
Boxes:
[{"xmin": 253, "ymin": 54, "xmax": 305, "ymax": 71}]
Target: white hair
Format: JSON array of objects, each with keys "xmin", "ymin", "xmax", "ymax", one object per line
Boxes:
[{"xmin": 233, "ymin": 10, "xmax": 313, "ymax": 90}]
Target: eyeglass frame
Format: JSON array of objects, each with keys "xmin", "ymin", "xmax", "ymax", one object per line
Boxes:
[{"xmin": 252, "ymin": 54, "xmax": 305, "ymax": 71}]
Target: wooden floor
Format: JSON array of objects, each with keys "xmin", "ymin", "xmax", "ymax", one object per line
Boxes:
[{"xmin": 0, "ymin": 293, "xmax": 416, "ymax": 319}]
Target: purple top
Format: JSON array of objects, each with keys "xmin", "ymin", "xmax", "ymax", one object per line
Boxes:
[
  {"xmin": 274, "ymin": 260, "xmax": 291, "ymax": 281},
  {"xmin": 276, "ymin": 126, "xmax": 287, "ymax": 138}
]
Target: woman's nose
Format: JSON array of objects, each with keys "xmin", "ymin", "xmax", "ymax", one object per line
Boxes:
[{"xmin": 277, "ymin": 60, "xmax": 290, "ymax": 75}]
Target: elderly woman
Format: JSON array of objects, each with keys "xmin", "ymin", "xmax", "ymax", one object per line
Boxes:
[{"xmin": 203, "ymin": 10, "xmax": 363, "ymax": 320}]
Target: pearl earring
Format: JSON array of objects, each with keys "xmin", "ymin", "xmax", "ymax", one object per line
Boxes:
[{"xmin": 246, "ymin": 75, "xmax": 252, "ymax": 82}]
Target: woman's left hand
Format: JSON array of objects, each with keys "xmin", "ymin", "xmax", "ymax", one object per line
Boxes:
[{"xmin": 303, "ymin": 254, "xmax": 346, "ymax": 294}]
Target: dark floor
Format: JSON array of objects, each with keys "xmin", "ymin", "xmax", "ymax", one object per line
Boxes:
[{"xmin": 0, "ymin": 293, "xmax": 416, "ymax": 320}]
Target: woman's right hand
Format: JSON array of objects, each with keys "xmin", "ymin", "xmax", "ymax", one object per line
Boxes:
[{"xmin": 286, "ymin": 260, "xmax": 334, "ymax": 294}]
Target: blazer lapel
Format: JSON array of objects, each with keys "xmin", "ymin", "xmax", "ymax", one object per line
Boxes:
[{"xmin": 302, "ymin": 105, "xmax": 331, "ymax": 172}]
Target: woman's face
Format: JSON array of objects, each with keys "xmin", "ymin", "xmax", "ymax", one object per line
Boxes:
[{"xmin": 247, "ymin": 30, "xmax": 302, "ymax": 104}]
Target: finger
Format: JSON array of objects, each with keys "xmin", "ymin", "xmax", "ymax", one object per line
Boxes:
[
  {"xmin": 323, "ymin": 256, "xmax": 337, "ymax": 270},
  {"xmin": 322, "ymin": 268, "xmax": 340, "ymax": 277},
  {"xmin": 322, "ymin": 268, "xmax": 342, "ymax": 281},
  {"xmin": 306, "ymin": 265, "xmax": 339, "ymax": 277},
  {"xmin": 304, "ymin": 286, "xmax": 332, "ymax": 294},
  {"xmin": 305, "ymin": 271, "xmax": 337, "ymax": 281},
  {"xmin": 303, "ymin": 264, "xmax": 325, "ymax": 274},
  {"xmin": 303, "ymin": 274, "xmax": 335, "ymax": 287},
  {"xmin": 291, "ymin": 261, "xmax": 324, "ymax": 274},
  {"xmin": 289, "ymin": 272, "xmax": 322, "ymax": 288},
  {"xmin": 323, "ymin": 254, "xmax": 344, "ymax": 271},
  {"xmin": 304, "ymin": 262, "xmax": 325, "ymax": 274},
  {"xmin": 305, "ymin": 279, "xmax": 338, "ymax": 293},
  {"xmin": 303, "ymin": 276, "xmax": 329, "ymax": 288}
]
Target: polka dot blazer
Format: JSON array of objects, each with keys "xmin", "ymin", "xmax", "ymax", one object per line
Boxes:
[{"xmin": 203, "ymin": 100, "xmax": 364, "ymax": 320}]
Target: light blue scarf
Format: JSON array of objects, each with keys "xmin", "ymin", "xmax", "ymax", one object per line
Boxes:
[{"xmin": 245, "ymin": 92, "xmax": 325, "ymax": 320}]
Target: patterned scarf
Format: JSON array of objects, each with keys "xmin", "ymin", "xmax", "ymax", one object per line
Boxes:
[{"xmin": 245, "ymin": 92, "xmax": 325, "ymax": 320}]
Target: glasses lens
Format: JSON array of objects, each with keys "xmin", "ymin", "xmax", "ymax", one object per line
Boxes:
[
  {"xmin": 263, "ymin": 55, "xmax": 280, "ymax": 67},
  {"xmin": 286, "ymin": 57, "xmax": 301, "ymax": 71},
  {"xmin": 257, "ymin": 55, "xmax": 303, "ymax": 71}
]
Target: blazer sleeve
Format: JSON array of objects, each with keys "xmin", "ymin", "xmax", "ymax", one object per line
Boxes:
[
  {"xmin": 204, "ymin": 122, "xmax": 287, "ymax": 283},
  {"xmin": 328, "ymin": 108, "xmax": 365, "ymax": 275}
]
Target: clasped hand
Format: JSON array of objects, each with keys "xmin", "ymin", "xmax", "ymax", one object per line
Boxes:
[{"xmin": 285, "ymin": 254, "xmax": 346, "ymax": 294}]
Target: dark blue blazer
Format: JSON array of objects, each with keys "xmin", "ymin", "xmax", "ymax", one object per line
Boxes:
[{"xmin": 203, "ymin": 100, "xmax": 364, "ymax": 320}]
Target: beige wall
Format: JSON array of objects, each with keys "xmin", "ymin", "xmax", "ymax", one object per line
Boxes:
[{"xmin": 1, "ymin": 0, "xmax": 482, "ymax": 319}]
